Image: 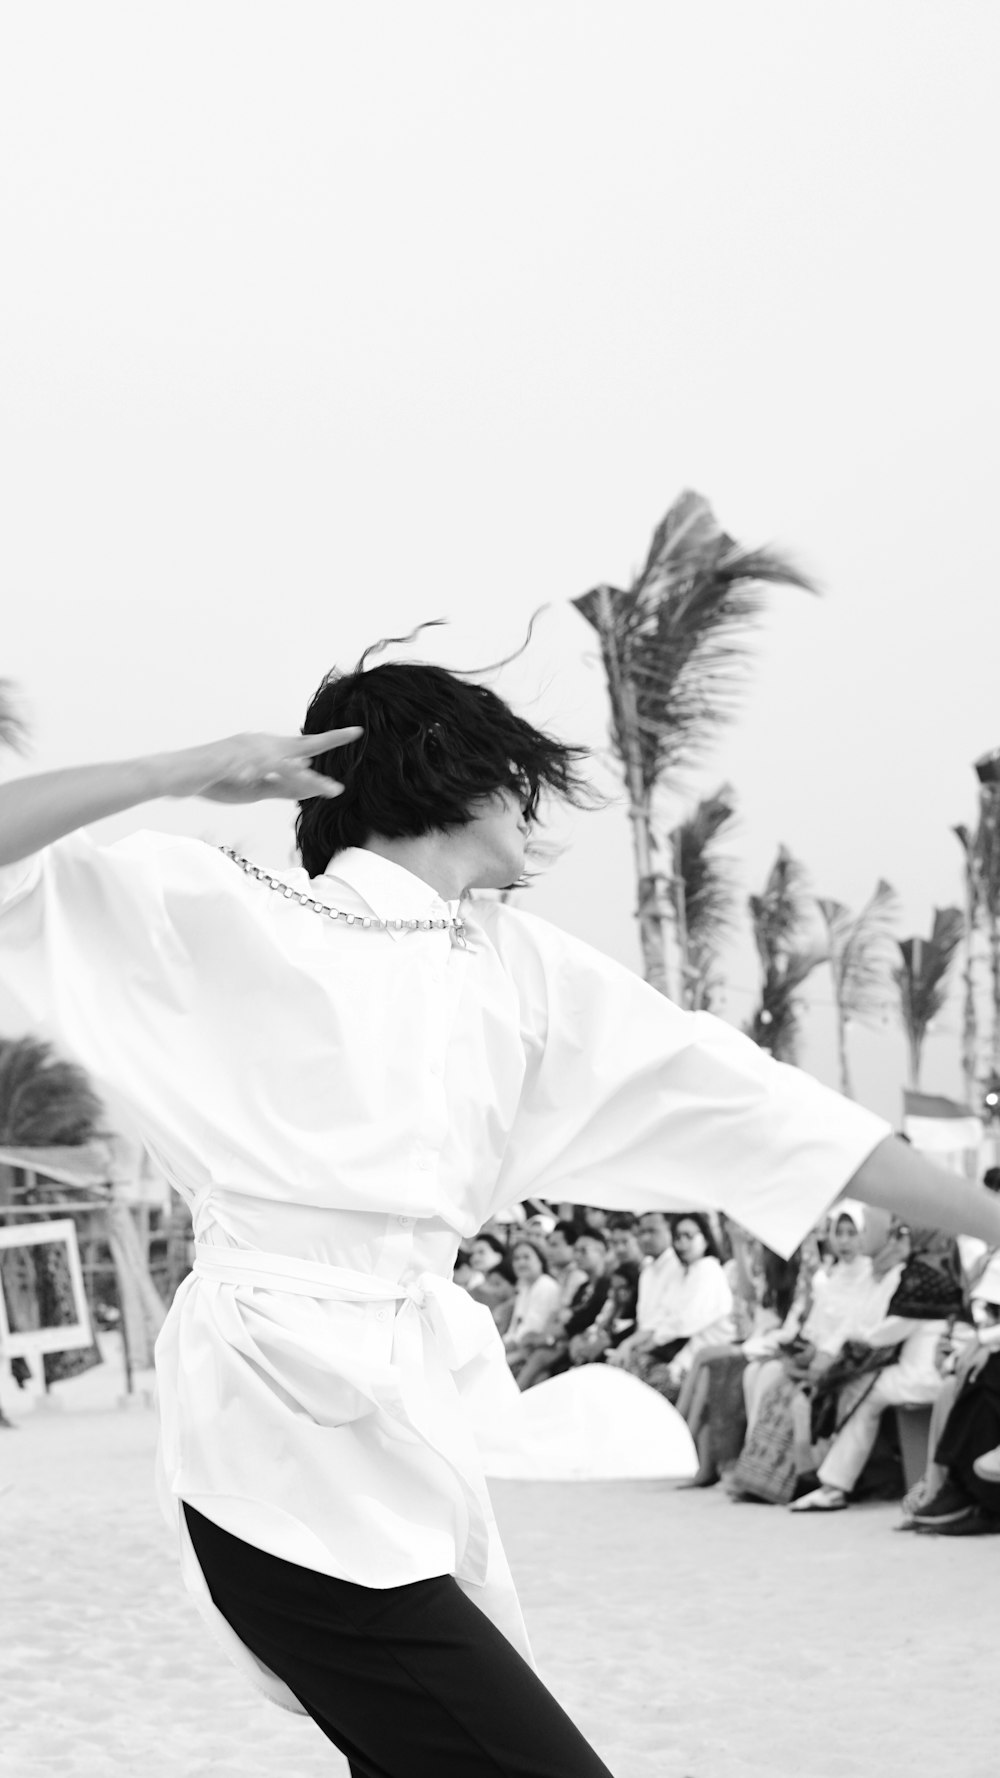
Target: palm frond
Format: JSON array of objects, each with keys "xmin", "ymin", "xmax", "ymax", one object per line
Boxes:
[
  {"xmin": 745, "ymin": 944, "xmax": 827, "ymax": 1062},
  {"xmin": 748, "ymin": 845, "xmax": 813, "ymax": 969},
  {"xmin": 0, "ymin": 679, "xmax": 27, "ymax": 753},
  {"xmin": 746, "ymin": 847, "xmax": 825, "ymax": 1062},
  {"xmin": 818, "ymin": 878, "xmax": 899, "ymax": 1025},
  {"xmin": 572, "ymin": 490, "xmax": 817, "ymax": 796},
  {"xmin": 893, "ymin": 909, "xmax": 964, "ymax": 1083},
  {"xmin": 0, "ymin": 1037, "xmax": 106, "ymax": 1146},
  {"xmin": 670, "ymin": 785, "xmax": 738, "ymax": 1009}
]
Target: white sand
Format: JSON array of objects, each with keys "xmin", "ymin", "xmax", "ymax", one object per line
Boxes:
[{"xmin": 1, "ymin": 1353, "xmax": 997, "ymax": 1778}]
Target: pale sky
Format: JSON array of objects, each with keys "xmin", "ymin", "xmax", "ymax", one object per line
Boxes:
[{"xmin": 3, "ymin": 2, "xmax": 999, "ymax": 1121}]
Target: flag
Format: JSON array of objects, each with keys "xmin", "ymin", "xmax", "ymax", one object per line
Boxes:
[{"xmin": 902, "ymin": 1091, "xmax": 982, "ymax": 1159}]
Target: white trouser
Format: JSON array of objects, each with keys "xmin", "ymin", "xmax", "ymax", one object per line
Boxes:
[{"xmin": 818, "ymin": 1367, "xmax": 941, "ymax": 1493}]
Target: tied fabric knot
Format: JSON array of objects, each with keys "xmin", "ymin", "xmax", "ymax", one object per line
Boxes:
[{"xmin": 190, "ymin": 1243, "xmax": 500, "ymax": 1586}]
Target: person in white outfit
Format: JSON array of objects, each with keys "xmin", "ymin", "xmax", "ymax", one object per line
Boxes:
[
  {"xmin": 606, "ymin": 1210, "xmax": 681, "ymax": 1374},
  {"xmin": 792, "ymin": 1224, "xmax": 964, "ymax": 1512},
  {"xmin": 502, "ymin": 1239, "xmax": 561, "ymax": 1380},
  {"xmin": 3, "ymin": 651, "xmax": 1000, "ymax": 1776}
]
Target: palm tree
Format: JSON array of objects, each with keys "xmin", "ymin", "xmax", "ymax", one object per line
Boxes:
[
  {"xmin": 573, "ymin": 489, "xmax": 816, "ymax": 995},
  {"xmin": 669, "ymin": 785, "xmax": 737, "ymax": 1010},
  {"xmin": 0, "ymin": 1036, "xmax": 105, "ymax": 1148},
  {"xmin": 974, "ymin": 775, "xmax": 1000, "ymax": 1079},
  {"xmin": 893, "ymin": 910, "xmax": 964, "ymax": 1090},
  {"xmin": 817, "ymin": 880, "xmax": 898, "ymax": 1099},
  {"xmin": 953, "ymin": 822, "xmax": 982, "ymax": 1111},
  {"xmin": 746, "ymin": 846, "xmax": 826, "ymax": 1063}
]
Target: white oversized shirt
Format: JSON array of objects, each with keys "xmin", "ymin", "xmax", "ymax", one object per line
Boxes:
[
  {"xmin": 0, "ymin": 830, "xmax": 891, "ymax": 1708},
  {"xmin": 636, "ymin": 1246, "xmax": 684, "ymax": 1333}
]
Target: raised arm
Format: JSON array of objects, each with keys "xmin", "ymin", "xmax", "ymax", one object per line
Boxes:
[
  {"xmin": 847, "ymin": 1136, "xmax": 1000, "ymax": 1247},
  {"xmin": 0, "ymin": 728, "xmax": 361, "ymax": 867}
]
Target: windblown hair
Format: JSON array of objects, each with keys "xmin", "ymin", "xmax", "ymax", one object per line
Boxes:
[{"xmin": 295, "ymin": 653, "xmax": 592, "ymax": 878}]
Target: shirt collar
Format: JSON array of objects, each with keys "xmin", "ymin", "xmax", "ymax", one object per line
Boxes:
[{"xmin": 321, "ymin": 847, "xmax": 460, "ymax": 938}]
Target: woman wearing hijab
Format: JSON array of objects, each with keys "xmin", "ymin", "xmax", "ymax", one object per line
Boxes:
[
  {"xmin": 729, "ymin": 1205, "xmax": 891, "ymax": 1504},
  {"xmin": 790, "ymin": 1222, "xmax": 964, "ymax": 1512}
]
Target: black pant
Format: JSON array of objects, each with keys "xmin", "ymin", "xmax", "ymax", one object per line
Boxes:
[{"xmin": 184, "ymin": 1504, "xmax": 614, "ymax": 1778}]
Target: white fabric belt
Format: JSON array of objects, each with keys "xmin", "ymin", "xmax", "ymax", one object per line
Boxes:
[
  {"xmin": 194, "ymin": 1243, "xmax": 429, "ymax": 1306},
  {"xmin": 190, "ymin": 1242, "xmax": 499, "ymax": 1586}
]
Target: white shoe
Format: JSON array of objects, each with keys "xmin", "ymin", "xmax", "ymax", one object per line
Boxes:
[
  {"xmin": 789, "ymin": 1484, "xmax": 848, "ymax": 1513},
  {"xmin": 973, "ymin": 1443, "xmax": 1000, "ymax": 1483}
]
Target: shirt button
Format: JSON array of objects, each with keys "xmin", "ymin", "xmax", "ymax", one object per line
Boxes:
[
  {"xmin": 397, "ymin": 1215, "xmax": 413, "ymax": 1226},
  {"xmin": 376, "ymin": 1309, "xmax": 388, "ymax": 1322}
]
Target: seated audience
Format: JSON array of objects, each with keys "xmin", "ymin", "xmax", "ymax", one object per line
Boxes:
[
  {"xmin": 791, "ymin": 1222, "xmax": 964, "ymax": 1513},
  {"xmin": 544, "ymin": 1218, "xmax": 588, "ymax": 1312},
  {"xmin": 606, "ymin": 1210, "xmax": 681, "ymax": 1374},
  {"xmin": 517, "ymin": 1229, "xmax": 611, "ymax": 1390},
  {"xmin": 678, "ymin": 1235, "xmax": 802, "ymax": 1486},
  {"xmin": 503, "ymin": 1239, "xmax": 562, "ymax": 1381},
  {"xmin": 464, "ymin": 1231, "xmax": 516, "ymax": 1328},
  {"xmin": 568, "ymin": 1214, "xmax": 642, "ymax": 1366},
  {"xmin": 728, "ymin": 1204, "xmax": 894, "ymax": 1504},
  {"xmin": 639, "ymin": 1214, "xmax": 736, "ymax": 1403}
]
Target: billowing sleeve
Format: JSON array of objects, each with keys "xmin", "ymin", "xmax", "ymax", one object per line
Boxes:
[
  {"xmin": 0, "ymin": 827, "xmax": 217, "ymax": 1114},
  {"xmin": 480, "ymin": 903, "xmax": 892, "ymax": 1260}
]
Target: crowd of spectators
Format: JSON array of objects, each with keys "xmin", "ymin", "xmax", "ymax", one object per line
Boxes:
[{"xmin": 455, "ymin": 1166, "xmax": 1000, "ymax": 1537}]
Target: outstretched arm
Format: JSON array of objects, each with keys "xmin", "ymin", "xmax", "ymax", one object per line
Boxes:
[
  {"xmin": 847, "ymin": 1135, "xmax": 1000, "ymax": 1246},
  {"xmin": 0, "ymin": 727, "xmax": 361, "ymax": 868}
]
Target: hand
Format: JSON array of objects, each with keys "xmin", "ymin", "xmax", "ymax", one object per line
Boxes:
[{"xmin": 158, "ymin": 727, "xmax": 363, "ymax": 805}]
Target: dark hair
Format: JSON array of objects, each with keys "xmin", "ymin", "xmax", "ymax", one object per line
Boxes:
[
  {"xmin": 574, "ymin": 1227, "xmax": 608, "ymax": 1249},
  {"xmin": 551, "ymin": 1218, "xmax": 583, "ymax": 1245},
  {"xmin": 472, "ymin": 1229, "xmax": 515, "ymax": 1283},
  {"xmin": 761, "ymin": 1248, "xmax": 800, "ymax": 1321},
  {"xmin": 670, "ymin": 1212, "xmax": 720, "ymax": 1261},
  {"xmin": 510, "ymin": 1238, "xmax": 550, "ymax": 1275},
  {"xmin": 983, "ymin": 1167, "xmax": 1000, "ymax": 1195},
  {"xmin": 606, "ymin": 1212, "xmax": 638, "ymax": 1232},
  {"xmin": 294, "ymin": 655, "xmax": 592, "ymax": 877}
]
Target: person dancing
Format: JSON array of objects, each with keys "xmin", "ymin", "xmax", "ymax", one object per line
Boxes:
[{"xmin": 2, "ymin": 651, "xmax": 999, "ymax": 1778}]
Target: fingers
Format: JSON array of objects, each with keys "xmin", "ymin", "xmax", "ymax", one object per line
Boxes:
[
  {"xmin": 259, "ymin": 768, "xmax": 344, "ymax": 801},
  {"xmin": 294, "ymin": 726, "xmax": 364, "ymax": 757}
]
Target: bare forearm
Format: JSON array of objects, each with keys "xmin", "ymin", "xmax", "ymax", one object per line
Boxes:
[
  {"xmin": 848, "ymin": 1135, "xmax": 1000, "ymax": 1245},
  {"xmin": 0, "ymin": 757, "xmax": 173, "ymax": 867},
  {"xmin": 0, "ymin": 723, "xmax": 359, "ymax": 869}
]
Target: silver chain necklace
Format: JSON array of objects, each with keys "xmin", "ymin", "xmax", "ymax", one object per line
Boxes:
[{"xmin": 219, "ymin": 848, "xmax": 469, "ymax": 947}]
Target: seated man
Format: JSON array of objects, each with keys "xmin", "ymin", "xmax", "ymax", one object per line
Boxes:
[
  {"xmin": 568, "ymin": 1214, "xmax": 642, "ymax": 1366},
  {"xmin": 605, "ymin": 1210, "xmax": 681, "ymax": 1375}
]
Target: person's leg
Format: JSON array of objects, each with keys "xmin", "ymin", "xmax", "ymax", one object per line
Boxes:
[
  {"xmin": 743, "ymin": 1357, "xmax": 783, "ymax": 1432},
  {"xmin": 516, "ymin": 1344, "xmax": 567, "ymax": 1391},
  {"xmin": 184, "ymin": 1504, "xmax": 614, "ymax": 1778}
]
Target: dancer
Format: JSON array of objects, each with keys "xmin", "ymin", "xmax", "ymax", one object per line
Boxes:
[{"xmin": 2, "ymin": 652, "xmax": 1000, "ymax": 1778}]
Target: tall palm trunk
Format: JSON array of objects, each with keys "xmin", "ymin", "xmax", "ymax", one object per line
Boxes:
[
  {"xmin": 953, "ymin": 825, "xmax": 980, "ymax": 1110},
  {"xmin": 834, "ymin": 999, "xmax": 853, "ymax": 1099}
]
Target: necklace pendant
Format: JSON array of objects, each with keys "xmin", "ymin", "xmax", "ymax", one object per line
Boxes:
[{"xmin": 450, "ymin": 921, "xmax": 469, "ymax": 950}]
